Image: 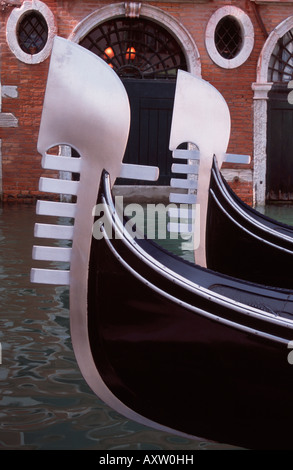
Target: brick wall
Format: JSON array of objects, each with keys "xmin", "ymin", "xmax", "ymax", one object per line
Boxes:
[
  {"xmin": 1, "ymin": 1, "xmax": 56, "ymax": 202},
  {"xmin": 0, "ymin": 0, "xmax": 292, "ymax": 204}
]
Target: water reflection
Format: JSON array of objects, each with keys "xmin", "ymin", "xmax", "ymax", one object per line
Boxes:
[
  {"xmin": 3, "ymin": 203, "xmax": 290, "ymax": 450},
  {"xmin": 256, "ymin": 204, "xmax": 293, "ymax": 226}
]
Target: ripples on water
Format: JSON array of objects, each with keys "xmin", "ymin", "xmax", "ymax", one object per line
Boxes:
[{"xmin": 1, "ymin": 203, "xmax": 291, "ymax": 450}]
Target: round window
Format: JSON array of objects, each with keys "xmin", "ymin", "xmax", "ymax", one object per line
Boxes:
[
  {"xmin": 215, "ymin": 16, "xmax": 243, "ymax": 60},
  {"xmin": 6, "ymin": 1, "xmax": 56, "ymax": 64},
  {"xmin": 205, "ymin": 6, "xmax": 254, "ymax": 69},
  {"xmin": 18, "ymin": 11, "xmax": 48, "ymax": 55}
]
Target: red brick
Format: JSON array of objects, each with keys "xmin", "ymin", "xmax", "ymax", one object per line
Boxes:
[{"xmin": 1, "ymin": 0, "xmax": 292, "ymax": 204}]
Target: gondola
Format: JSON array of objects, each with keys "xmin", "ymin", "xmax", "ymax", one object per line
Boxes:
[
  {"xmin": 31, "ymin": 38, "xmax": 293, "ymax": 450},
  {"xmin": 206, "ymin": 156, "xmax": 293, "ymax": 288},
  {"xmin": 168, "ymin": 71, "xmax": 293, "ymax": 289},
  {"xmin": 89, "ymin": 169, "xmax": 293, "ymax": 450}
]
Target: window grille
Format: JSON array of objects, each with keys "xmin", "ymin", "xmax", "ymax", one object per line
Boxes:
[
  {"xmin": 79, "ymin": 18, "xmax": 187, "ymax": 79},
  {"xmin": 214, "ymin": 16, "xmax": 243, "ymax": 60},
  {"xmin": 18, "ymin": 11, "xmax": 48, "ymax": 55},
  {"xmin": 268, "ymin": 29, "xmax": 293, "ymax": 83}
]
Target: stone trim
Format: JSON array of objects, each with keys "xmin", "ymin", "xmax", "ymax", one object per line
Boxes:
[
  {"xmin": 222, "ymin": 168, "xmax": 253, "ymax": 183},
  {"xmin": 205, "ymin": 6, "xmax": 254, "ymax": 69},
  {"xmin": 0, "ymin": 79, "xmax": 18, "ymax": 199},
  {"xmin": 251, "ymin": 0, "xmax": 293, "ymax": 3},
  {"xmin": 256, "ymin": 16, "xmax": 293, "ymax": 83},
  {"xmin": 0, "ymin": 82, "xmax": 18, "ymax": 127},
  {"xmin": 125, "ymin": 2, "xmax": 141, "ymax": 17},
  {"xmin": 2, "ymin": 85, "xmax": 18, "ymax": 99},
  {"xmin": 69, "ymin": 2, "xmax": 201, "ymax": 76},
  {"xmin": 0, "ymin": 113, "xmax": 18, "ymax": 127},
  {"xmin": 6, "ymin": 0, "xmax": 57, "ymax": 64}
]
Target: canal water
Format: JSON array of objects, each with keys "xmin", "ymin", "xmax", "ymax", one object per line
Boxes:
[{"xmin": 0, "ymin": 202, "xmax": 292, "ymax": 450}]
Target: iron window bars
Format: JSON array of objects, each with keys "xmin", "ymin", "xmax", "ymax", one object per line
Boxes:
[
  {"xmin": 214, "ymin": 15, "xmax": 243, "ymax": 60},
  {"xmin": 17, "ymin": 11, "xmax": 48, "ymax": 55},
  {"xmin": 79, "ymin": 18, "xmax": 187, "ymax": 79},
  {"xmin": 268, "ymin": 29, "xmax": 293, "ymax": 83}
]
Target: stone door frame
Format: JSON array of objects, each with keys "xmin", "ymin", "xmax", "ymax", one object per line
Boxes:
[{"xmin": 253, "ymin": 16, "xmax": 293, "ymax": 206}]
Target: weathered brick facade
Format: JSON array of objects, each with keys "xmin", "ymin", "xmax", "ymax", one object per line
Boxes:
[{"xmin": 1, "ymin": 0, "xmax": 293, "ymax": 205}]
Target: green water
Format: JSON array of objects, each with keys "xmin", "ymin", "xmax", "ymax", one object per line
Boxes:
[{"xmin": 1, "ymin": 202, "xmax": 291, "ymax": 450}]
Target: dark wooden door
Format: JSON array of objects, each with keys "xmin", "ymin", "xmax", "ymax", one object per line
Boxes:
[
  {"xmin": 267, "ymin": 84, "xmax": 293, "ymax": 201},
  {"xmin": 117, "ymin": 79, "xmax": 176, "ymax": 185}
]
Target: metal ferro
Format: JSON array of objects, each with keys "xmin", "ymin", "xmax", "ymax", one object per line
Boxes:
[
  {"xmin": 32, "ymin": 36, "xmax": 142, "ymax": 423},
  {"xmin": 169, "ymin": 71, "xmax": 231, "ymax": 267},
  {"xmin": 31, "ymin": 37, "xmax": 175, "ymax": 436}
]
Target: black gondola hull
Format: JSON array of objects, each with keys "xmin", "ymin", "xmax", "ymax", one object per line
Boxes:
[
  {"xmin": 86, "ymin": 172, "xmax": 293, "ymax": 450},
  {"xmin": 206, "ymin": 158, "xmax": 293, "ymax": 289}
]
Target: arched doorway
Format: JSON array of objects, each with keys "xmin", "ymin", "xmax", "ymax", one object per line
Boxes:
[
  {"xmin": 70, "ymin": 3, "xmax": 200, "ymax": 186},
  {"xmin": 79, "ymin": 16, "xmax": 187, "ymax": 185},
  {"xmin": 266, "ymin": 28, "xmax": 293, "ymax": 201},
  {"xmin": 253, "ymin": 16, "xmax": 293, "ymax": 205}
]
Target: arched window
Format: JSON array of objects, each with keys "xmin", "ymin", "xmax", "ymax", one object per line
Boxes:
[
  {"xmin": 79, "ymin": 17, "xmax": 187, "ymax": 79},
  {"xmin": 268, "ymin": 28, "xmax": 293, "ymax": 82}
]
